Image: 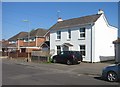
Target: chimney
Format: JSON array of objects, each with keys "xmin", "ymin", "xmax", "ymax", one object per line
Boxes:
[
  {"xmin": 98, "ymin": 9, "xmax": 104, "ymax": 14},
  {"xmin": 57, "ymin": 17, "xmax": 63, "ymax": 22}
]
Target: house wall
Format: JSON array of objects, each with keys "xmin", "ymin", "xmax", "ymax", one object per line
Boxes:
[
  {"xmin": 115, "ymin": 44, "xmax": 120, "ymax": 63},
  {"xmin": 36, "ymin": 37, "xmax": 45, "ymax": 46},
  {"xmin": 94, "ymin": 14, "xmax": 118, "ymax": 62},
  {"xmin": 26, "ymin": 47, "xmax": 40, "ymax": 53},
  {"xmin": 17, "ymin": 40, "xmax": 24, "ymax": 50},
  {"xmin": 23, "ymin": 42, "xmax": 36, "ymax": 47},
  {"xmin": 50, "ymin": 24, "xmax": 92, "ymax": 62},
  {"xmin": 17, "ymin": 37, "xmax": 45, "ymax": 53}
]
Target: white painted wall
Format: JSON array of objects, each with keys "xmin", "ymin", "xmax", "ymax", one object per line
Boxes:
[
  {"xmin": 50, "ymin": 14, "xmax": 118, "ymax": 62},
  {"xmin": 94, "ymin": 14, "xmax": 118, "ymax": 62},
  {"xmin": 50, "ymin": 24, "xmax": 93, "ymax": 62}
]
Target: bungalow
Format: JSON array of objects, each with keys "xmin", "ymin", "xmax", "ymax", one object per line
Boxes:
[{"xmin": 49, "ymin": 9, "xmax": 118, "ymax": 63}]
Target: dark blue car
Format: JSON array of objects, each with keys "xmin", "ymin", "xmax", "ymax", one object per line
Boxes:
[
  {"xmin": 52, "ymin": 51, "xmax": 83, "ymax": 65},
  {"xmin": 102, "ymin": 63, "xmax": 120, "ymax": 82}
]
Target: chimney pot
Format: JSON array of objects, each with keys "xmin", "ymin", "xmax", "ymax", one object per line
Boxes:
[
  {"xmin": 57, "ymin": 17, "xmax": 63, "ymax": 22},
  {"xmin": 98, "ymin": 9, "xmax": 104, "ymax": 14}
]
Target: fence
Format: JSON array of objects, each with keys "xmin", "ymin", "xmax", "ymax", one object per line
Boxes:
[
  {"xmin": 2, "ymin": 51, "xmax": 31, "ymax": 58},
  {"xmin": 31, "ymin": 51, "xmax": 50, "ymax": 62}
]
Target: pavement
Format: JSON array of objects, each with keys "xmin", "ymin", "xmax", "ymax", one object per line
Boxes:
[{"xmin": 2, "ymin": 57, "xmax": 115, "ymax": 76}]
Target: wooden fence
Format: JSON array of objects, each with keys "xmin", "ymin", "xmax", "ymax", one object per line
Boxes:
[{"xmin": 31, "ymin": 51, "xmax": 50, "ymax": 62}]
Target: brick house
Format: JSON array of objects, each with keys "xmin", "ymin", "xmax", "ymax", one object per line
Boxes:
[
  {"xmin": 3, "ymin": 28, "xmax": 49, "ymax": 53},
  {"xmin": 19, "ymin": 28, "xmax": 49, "ymax": 53}
]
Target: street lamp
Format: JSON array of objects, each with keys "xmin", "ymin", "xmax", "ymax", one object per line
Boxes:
[{"xmin": 23, "ymin": 20, "xmax": 31, "ymax": 62}]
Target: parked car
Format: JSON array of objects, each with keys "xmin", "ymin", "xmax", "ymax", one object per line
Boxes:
[
  {"xmin": 102, "ymin": 63, "xmax": 120, "ymax": 82},
  {"xmin": 51, "ymin": 51, "xmax": 83, "ymax": 65}
]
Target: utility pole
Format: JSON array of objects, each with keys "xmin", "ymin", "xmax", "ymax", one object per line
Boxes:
[{"xmin": 23, "ymin": 20, "xmax": 31, "ymax": 62}]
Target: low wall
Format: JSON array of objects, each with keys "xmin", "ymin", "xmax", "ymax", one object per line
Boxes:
[{"xmin": 100, "ymin": 56, "xmax": 115, "ymax": 62}]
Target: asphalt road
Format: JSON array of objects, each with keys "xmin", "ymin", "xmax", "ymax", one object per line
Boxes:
[{"xmin": 2, "ymin": 59, "xmax": 120, "ymax": 85}]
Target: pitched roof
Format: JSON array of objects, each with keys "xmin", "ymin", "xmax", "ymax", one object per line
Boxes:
[
  {"xmin": 8, "ymin": 32, "xmax": 28, "ymax": 41},
  {"xmin": 49, "ymin": 14, "xmax": 102, "ymax": 31},
  {"xmin": 25, "ymin": 28, "xmax": 48, "ymax": 38}
]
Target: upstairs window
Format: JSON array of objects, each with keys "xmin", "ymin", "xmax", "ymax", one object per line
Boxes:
[
  {"xmin": 68, "ymin": 29, "xmax": 71, "ymax": 39},
  {"xmin": 24, "ymin": 38, "xmax": 28, "ymax": 42},
  {"xmin": 57, "ymin": 31, "xmax": 61, "ymax": 39},
  {"xmin": 9, "ymin": 41, "xmax": 17, "ymax": 44},
  {"xmin": 29, "ymin": 38, "xmax": 35, "ymax": 42},
  {"xmin": 79, "ymin": 27, "xmax": 85, "ymax": 39}
]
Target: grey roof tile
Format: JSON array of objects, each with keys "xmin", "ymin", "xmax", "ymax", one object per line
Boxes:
[{"xmin": 50, "ymin": 14, "xmax": 102, "ymax": 31}]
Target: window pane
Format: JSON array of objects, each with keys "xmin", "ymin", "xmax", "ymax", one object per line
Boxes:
[
  {"xmin": 80, "ymin": 28, "xmax": 85, "ymax": 39},
  {"xmin": 68, "ymin": 30, "xmax": 71, "ymax": 38},
  {"xmin": 80, "ymin": 45, "xmax": 85, "ymax": 50},
  {"xmin": 80, "ymin": 51, "xmax": 85, "ymax": 56},
  {"xmin": 80, "ymin": 45, "xmax": 85, "ymax": 56},
  {"xmin": 80, "ymin": 33, "xmax": 85, "ymax": 37},
  {"xmin": 57, "ymin": 46, "xmax": 61, "ymax": 49},
  {"xmin": 80, "ymin": 28, "xmax": 85, "ymax": 32},
  {"xmin": 57, "ymin": 46, "xmax": 61, "ymax": 54},
  {"xmin": 57, "ymin": 31, "xmax": 61, "ymax": 39}
]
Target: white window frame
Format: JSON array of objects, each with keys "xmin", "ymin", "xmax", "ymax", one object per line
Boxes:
[
  {"xmin": 56, "ymin": 45, "xmax": 61, "ymax": 54},
  {"xmin": 29, "ymin": 38, "xmax": 35, "ymax": 42},
  {"xmin": 80, "ymin": 45, "xmax": 86, "ymax": 57},
  {"xmin": 9, "ymin": 41, "xmax": 17, "ymax": 44},
  {"xmin": 24, "ymin": 38, "xmax": 28, "ymax": 42},
  {"xmin": 57, "ymin": 31, "xmax": 61, "ymax": 40},
  {"xmin": 79, "ymin": 27, "xmax": 85, "ymax": 39}
]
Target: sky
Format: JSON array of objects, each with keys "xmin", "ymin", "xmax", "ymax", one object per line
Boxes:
[{"xmin": 2, "ymin": 2, "xmax": 119, "ymax": 40}]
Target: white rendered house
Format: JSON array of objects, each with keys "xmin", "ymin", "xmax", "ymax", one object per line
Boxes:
[{"xmin": 49, "ymin": 10, "xmax": 118, "ymax": 62}]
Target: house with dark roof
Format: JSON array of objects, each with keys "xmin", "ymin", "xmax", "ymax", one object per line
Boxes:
[
  {"xmin": 49, "ymin": 9, "xmax": 118, "ymax": 62},
  {"xmin": 19, "ymin": 28, "xmax": 49, "ymax": 53},
  {"xmin": 1, "ymin": 32, "xmax": 28, "ymax": 52},
  {"xmin": 5, "ymin": 28, "xmax": 49, "ymax": 53}
]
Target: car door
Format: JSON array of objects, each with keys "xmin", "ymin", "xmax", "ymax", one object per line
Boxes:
[
  {"xmin": 59, "ymin": 51, "xmax": 66, "ymax": 63},
  {"xmin": 56, "ymin": 51, "xmax": 64, "ymax": 63}
]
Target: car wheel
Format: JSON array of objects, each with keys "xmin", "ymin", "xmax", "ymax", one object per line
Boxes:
[
  {"xmin": 107, "ymin": 71, "xmax": 118, "ymax": 82},
  {"xmin": 67, "ymin": 60, "xmax": 72, "ymax": 65},
  {"xmin": 52, "ymin": 58, "xmax": 57, "ymax": 63}
]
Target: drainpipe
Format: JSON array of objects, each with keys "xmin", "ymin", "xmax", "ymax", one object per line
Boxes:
[
  {"xmin": 91, "ymin": 24, "xmax": 93, "ymax": 63},
  {"xmin": 91, "ymin": 23, "xmax": 94, "ymax": 63}
]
